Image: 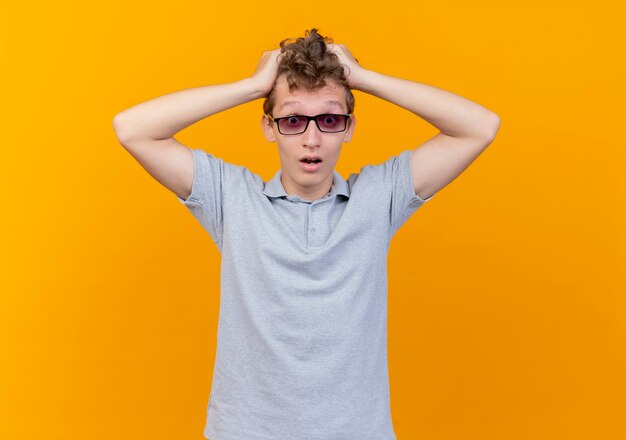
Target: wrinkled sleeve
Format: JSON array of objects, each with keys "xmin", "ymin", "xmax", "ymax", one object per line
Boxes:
[
  {"xmin": 387, "ymin": 149, "xmax": 435, "ymax": 239},
  {"xmin": 175, "ymin": 147, "xmax": 225, "ymax": 250}
]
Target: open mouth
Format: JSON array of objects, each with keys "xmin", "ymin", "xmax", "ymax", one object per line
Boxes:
[{"xmin": 300, "ymin": 157, "xmax": 323, "ymax": 172}]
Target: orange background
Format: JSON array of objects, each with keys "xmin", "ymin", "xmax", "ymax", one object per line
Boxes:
[{"xmin": 1, "ymin": 1, "xmax": 625, "ymax": 439}]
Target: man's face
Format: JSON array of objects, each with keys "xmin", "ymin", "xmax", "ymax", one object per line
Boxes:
[{"xmin": 261, "ymin": 75, "xmax": 356, "ymax": 200}]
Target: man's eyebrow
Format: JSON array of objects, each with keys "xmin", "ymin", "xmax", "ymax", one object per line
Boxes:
[{"xmin": 278, "ymin": 100, "xmax": 345, "ymax": 112}]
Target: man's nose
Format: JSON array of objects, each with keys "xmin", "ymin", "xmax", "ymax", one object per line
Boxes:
[{"xmin": 302, "ymin": 119, "xmax": 322, "ymax": 146}]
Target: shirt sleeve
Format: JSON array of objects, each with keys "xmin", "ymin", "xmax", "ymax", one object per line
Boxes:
[
  {"xmin": 387, "ymin": 149, "xmax": 435, "ymax": 239},
  {"xmin": 175, "ymin": 147, "xmax": 225, "ymax": 250}
]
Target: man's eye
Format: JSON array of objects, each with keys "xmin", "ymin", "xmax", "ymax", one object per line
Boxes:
[
  {"xmin": 287, "ymin": 117, "xmax": 301, "ymax": 124},
  {"xmin": 324, "ymin": 116, "xmax": 337, "ymax": 124}
]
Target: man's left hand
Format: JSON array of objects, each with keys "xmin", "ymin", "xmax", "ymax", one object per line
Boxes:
[{"xmin": 328, "ymin": 44, "xmax": 368, "ymax": 90}]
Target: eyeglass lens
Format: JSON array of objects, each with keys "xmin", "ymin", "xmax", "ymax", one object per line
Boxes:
[{"xmin": 278, "ymin": 114, "xmax": 347, "ymax": 134}]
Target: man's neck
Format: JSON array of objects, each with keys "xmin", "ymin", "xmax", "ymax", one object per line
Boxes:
[{"xmin": 281, "ymin": 173, "xmax": 333, "ymax": 201}]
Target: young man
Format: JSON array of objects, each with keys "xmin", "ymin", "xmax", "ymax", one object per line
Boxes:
[{"xmin": 113, "ymin": 28, "xmax": 499, "ymax": 440}]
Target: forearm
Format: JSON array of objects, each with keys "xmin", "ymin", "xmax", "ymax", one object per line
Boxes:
[
  {"xmin": 113, "ymin": 77, "xmax": 264, "ymax": 143},
  {"xmin": 353, "ymin": 69, "xmax": 499, "ymax": 139}
]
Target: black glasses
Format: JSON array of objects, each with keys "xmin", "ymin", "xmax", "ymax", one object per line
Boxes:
[{"xmin": 268, "ymin": 113, "xmax": 351, "ymax": 135}]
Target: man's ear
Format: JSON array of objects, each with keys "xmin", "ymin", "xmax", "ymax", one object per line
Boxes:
[
  {"xmin": 261, "ymin": 114, "xmax": 276, "ymax": 142},
  {"xmin": 343, "ymin": 114, "xmax": 356, "ymax": 143}
]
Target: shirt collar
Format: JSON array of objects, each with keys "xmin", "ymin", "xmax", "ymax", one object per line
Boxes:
[{"xmin": 263, "ymin": 169, "xmax": 350, "ymax": 200}]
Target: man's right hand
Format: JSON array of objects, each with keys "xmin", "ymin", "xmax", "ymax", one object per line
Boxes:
[{"xmin": 249, "ymin": 49, "xmax": 283, "ymax": 97}]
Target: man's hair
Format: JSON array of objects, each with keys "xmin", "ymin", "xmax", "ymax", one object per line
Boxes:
[{"xmin": 263, "ymin": 28, "xmax": 355, "ymax": 116}]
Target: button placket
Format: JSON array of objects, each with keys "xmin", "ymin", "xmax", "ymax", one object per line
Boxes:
[{"xmin": 308, "ymin": 204, "xmax": 317, "ymax": 244}]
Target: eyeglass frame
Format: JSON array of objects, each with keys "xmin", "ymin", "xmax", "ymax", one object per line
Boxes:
[{"xmin": 267, "ymin": 113, "xmax": 352, "ymax": 135}]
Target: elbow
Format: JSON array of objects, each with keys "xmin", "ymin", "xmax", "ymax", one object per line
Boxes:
[
  {"xmin": 112, "ymin": 113, "xmax": 124, "ymax": 133},
  {"xmin": 484, "ymin": 113, "xmax": 501, "ymax": 140},
  {"xmin": 112, "ymin": 113, "xmax": 135, "ymax": 146},
  {"xmin": 112, "ymin": 112, "xmax": 128, "ymax": 133}
]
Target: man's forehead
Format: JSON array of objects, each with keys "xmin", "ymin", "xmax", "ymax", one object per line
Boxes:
[{"xmin": 278, "ymin": 100, "xmax": 344, "ymax": 112}]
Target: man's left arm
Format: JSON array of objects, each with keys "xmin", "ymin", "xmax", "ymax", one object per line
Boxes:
[{"xmin": 330, "ymin": 44, "xmax": 501, "ymax": 201}]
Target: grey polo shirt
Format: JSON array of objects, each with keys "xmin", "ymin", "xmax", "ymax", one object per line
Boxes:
[{"xmin": 176, "ymin": 147, "xmax": 434, "ymax": 440}]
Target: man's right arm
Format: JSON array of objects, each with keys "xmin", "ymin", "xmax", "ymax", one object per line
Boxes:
[{"xmin": 112, "ymin": 49, "xmax": 282, "ymax": 201}]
